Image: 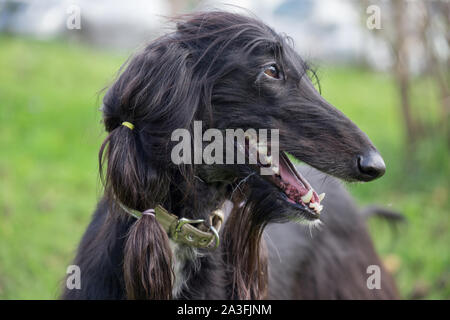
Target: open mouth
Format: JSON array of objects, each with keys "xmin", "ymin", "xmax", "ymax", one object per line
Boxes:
[{"xmin": 244, "ymin": 137, "xmax": 325, "ymax": 220}]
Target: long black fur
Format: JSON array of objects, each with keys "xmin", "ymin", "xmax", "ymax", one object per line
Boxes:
[{"xmin": 62, "ymin": 11, "xmax": 398, "ymax": 300}]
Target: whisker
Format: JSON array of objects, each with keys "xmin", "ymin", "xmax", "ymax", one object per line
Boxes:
[{"xmin": 230, "ymin": 172, "xmax": 255, "ymax": 200}]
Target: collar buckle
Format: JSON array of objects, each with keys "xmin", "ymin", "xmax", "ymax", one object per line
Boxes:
[
  {"xmin": 173, "ymin": 218, "xmax": 205, "ymax": 241},
  {"xmin": 208, "ymin": 225, "xmax": 220, "ymax": 249},
  {"xmin": 119, "ymin": 201, "xmax": 225, "ymax": 249}
]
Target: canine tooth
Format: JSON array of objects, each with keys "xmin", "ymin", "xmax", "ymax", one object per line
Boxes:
[
  {"xmin": 309, "ymin": 202, "xmax": 322, "ymax": 214},
  {"xmin": 301, "ymin": 189, "xmax": 313, "ymax": 203},
  {"xmin": 257, "ymin": 145, "xmax": 267, "ymax": 154},
  {"xmin": 271, "ymin": 165, "xmax": 279, "ymax": 175},
  {"xmin": 318, "ymin": 193, "xmax": 326, "ymax": 202}
]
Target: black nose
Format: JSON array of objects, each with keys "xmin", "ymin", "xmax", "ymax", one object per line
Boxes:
[{"xmin": 357, "ymin": 150, "xmax": 386, "ymax": 181}]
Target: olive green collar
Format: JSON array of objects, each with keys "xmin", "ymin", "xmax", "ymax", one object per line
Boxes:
[{"xmin": 119, "ymin": 203, "xmax": 224, "ymax": 249}]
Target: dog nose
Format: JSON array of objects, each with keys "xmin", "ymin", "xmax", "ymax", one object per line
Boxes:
[{"xmin": 357, "ymin": 150, "xmax": 386, "ymax": 181}]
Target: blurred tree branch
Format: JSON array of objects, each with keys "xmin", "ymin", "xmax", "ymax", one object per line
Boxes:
[
  {"xmin": 392, "ymin": 0, "xmax": 421, "ymax": 148},
  {"xmin": 359, "ymin": 0, "xmax": 450, "ymax": 151},
  {"xmin": 421, "ymin": 0, "xmax": 450, "ymax": 142}
]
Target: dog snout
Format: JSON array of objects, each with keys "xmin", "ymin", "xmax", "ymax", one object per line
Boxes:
[{"xmin": 356, "ymin": 150, "xmax": 386, "ymax": 181}]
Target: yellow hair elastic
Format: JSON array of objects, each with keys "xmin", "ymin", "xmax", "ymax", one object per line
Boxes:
[{"xmin": 121, "ymin": 121, "xmax": 134, "ymax": 130}]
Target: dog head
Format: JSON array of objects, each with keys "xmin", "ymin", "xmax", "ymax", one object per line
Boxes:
[
  {"xmin": 101, "ymin": 11, "xmax": 384, "ymax": 222},
  {"xmin": 99, "ymin": 11, "xmax": 386, "ymax": 299}
]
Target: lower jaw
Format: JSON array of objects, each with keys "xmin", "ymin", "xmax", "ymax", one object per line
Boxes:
[
  {"xmin": 280, "ymin": 192, "xmax": 320, "ymax": 221},
  {"xmin": 238, "ymin": 144, "xmax": 324, "ymax": 219}
]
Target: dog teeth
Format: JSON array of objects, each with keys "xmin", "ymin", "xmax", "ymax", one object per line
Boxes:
[
  {"xmin": 318, "ymin": 193, "xmax": 326, "ymax": 202},
  {"xmin": 309, "ymin": 202, "xmax": 323, "ymax": 214},
  {"xmin": 257, "ymin": 145, "xmax": 267, "ymax": 155},
  {"xmin": 271, "ymin": 165, "xmax": 279, "ymax": 175},
  {"xmin": 301, "ymin": 189, "xmax": 313, "ymax": 203}
]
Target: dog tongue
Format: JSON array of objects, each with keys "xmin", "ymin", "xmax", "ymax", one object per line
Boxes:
[{"xmin": 279, "ymin": 153, "xmax": 319, "ymax": 203}]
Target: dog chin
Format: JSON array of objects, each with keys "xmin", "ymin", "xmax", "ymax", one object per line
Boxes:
[
  {"xmin": 251, "ymin": 176, "xmax": 322, "ymax": 224},
  {"xmin": 272, "ymin": 195, "xmax": 323, "ymax": 229},
  {"xmin": 281, "ymin": 193, "xmax": 321, "ymax": 220},
  {"xmin": 279, "ymin": 198, "xmax": 322, "ymax": 225}
]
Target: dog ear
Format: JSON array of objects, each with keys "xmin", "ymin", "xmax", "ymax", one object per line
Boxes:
[
  {"xmin": 99, "ymin": 124, "xmax": 161, "ymax": 211},
  {"xmin": 99, "ymin": 38, "xmax": 202, "ymax": 299},
  {"xmin": 123, "ymin": 211, "xmax": 174, "ymax": 300},
  {"xmin": 99, "ymin": 123, "xmax": 174, "ymax": 299},
  {"xmin": 100, "ymin": 38, "xmax": 202, "ymax": 209}
]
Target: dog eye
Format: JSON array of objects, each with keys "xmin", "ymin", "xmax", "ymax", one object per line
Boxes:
[{"xmin": 263, "ymin": 64, "xmax": 282, "ymax": 79}]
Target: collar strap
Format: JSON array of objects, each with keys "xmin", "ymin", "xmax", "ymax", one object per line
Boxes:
[{"xmin": 119, "ymin": 203, "xmax": 224, "ymax": 249}]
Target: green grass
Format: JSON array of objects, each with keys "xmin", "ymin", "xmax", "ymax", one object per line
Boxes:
[
  {"xmin": 318, "ymin": 67, "xmax": 450, "ymax": 299},
  {"xmin": 0, "ymin": 36, "xmax": 448, "ymax": 299},
  {"xmin": 0, "ymin": 36, "xmax": 125, "ymax": 299}
]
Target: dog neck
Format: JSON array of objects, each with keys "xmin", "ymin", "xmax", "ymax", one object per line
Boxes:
[
  {"xmin": 167, "ymin": 200, "xmax": 234, "ymax": 299},
  {"xmin": 169, "ymin": 240, "xmax": 203, "ymax": 298}
]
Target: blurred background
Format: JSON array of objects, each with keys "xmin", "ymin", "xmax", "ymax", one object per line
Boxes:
[{"xmin": 0, "ymin": 0, "xmax": 448, "ymax": 299}]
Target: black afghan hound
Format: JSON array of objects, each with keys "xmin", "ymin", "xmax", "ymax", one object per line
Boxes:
[{"xmin": 62, "ymin": 11, "xmax": 398, "ymax": 300}]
